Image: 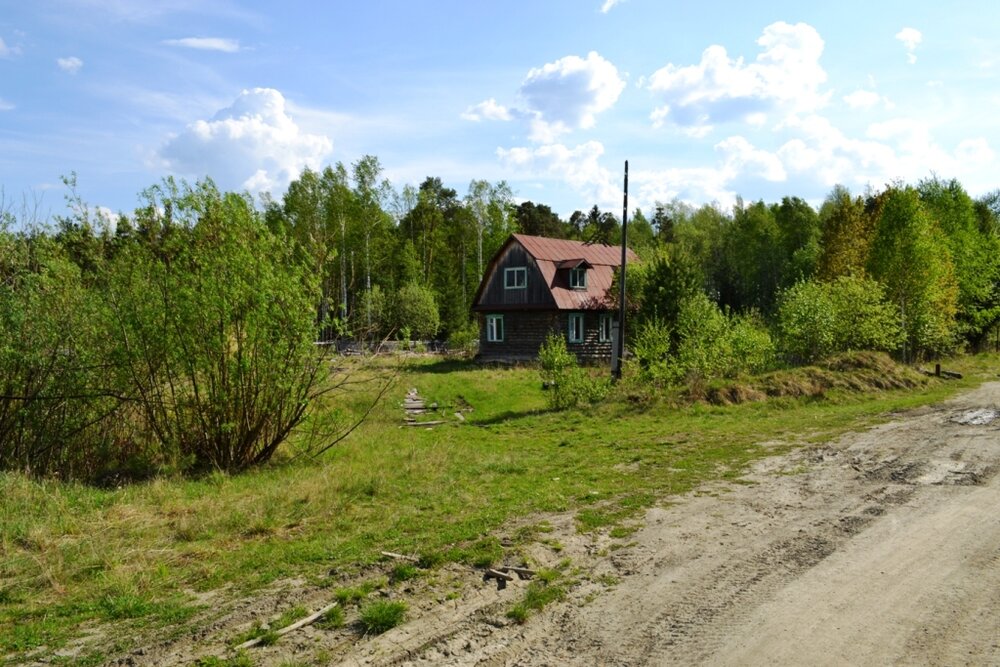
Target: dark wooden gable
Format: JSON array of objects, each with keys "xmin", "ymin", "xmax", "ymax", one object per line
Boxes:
[{"xmin": 472, "ymin": 239, "xmax": 556, "ymax": 310}]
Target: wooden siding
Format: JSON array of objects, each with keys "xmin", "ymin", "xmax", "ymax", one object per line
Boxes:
[
  {"xmin": 477, "ymin": 310, "xmax": 613, "ymax": 362},
  {"xmin": 474, "ymin": 244, "xmax": 556, "ymax": 310}
]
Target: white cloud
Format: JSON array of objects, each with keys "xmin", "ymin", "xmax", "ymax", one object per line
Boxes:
[
  {"xmin": 157, "ymin": 87, "xmax": 332, "ymax": 195},
  {"xmin": 896, "ymin": 27, "xmax": 922, "ymax": 64},
  {"xmin": 498, "ymin": 141, "xmax": 620, "ymax": 207},
  {"xmin": 57, "ymin": 56, "xmax": 84, "ymax": 74},
  {"xmin": 0, "ymin": 97, "xmax": 13, "ymax": 111},
  {"xmin": 600, "ymin": 0, "xmax": 625, "ymax": 13},
  {"xmin": 461, "ymin": 98, "xmax": 512, "ymax": 122},
  {"xmin": 0, "ymin": 36, "xmax": 22, "ymax": 58},
  {"xmin": 716, "ymin": 136, "xmax": 787, "ymax": 182},
  {"xmin": 842, "ymin": 89, "xmax": 890, "ymax": 110},
  {"xmin": 518, "ymin": 51, "xmax": 625, "ymax": 141},
  {"xmin": 163, "ymin": 37, "xmax": 241, "ymax": 53},
  {"xmin": 955, "ymin": 138, "xmax": 994, "ymax": 164},
  {"xmin": 647, "ymin": 21, "xmax": 829, "ymax": 132}
]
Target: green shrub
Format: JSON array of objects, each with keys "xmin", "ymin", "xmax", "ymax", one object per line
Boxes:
[
  {"xmin": 394, "ymin": 283, "xmax": 439, "ymax": 340},
  {"xmin": 538, "ymin": 334, "xmax": 610, "ymax": 409},
  {"xmin": 777, "ymin": 275, "xmax": 903, "ymax": 362},
  {"xmin": 630, "ymin": 294, "xmax": 775, "ymax": 385}
]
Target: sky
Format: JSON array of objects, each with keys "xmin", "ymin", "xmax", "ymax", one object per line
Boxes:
[{"xmin": 1, "ymin": 0, "xmax": 998, "ymax": 222}]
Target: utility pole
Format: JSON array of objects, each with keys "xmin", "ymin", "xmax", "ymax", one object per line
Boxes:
[{"xmin": 613, "ymin": 160, "xmax": 628, "ymax": 380}]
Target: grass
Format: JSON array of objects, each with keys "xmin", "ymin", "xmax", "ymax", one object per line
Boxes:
[
  {"xmin": 1, "ymin": 352, "xmax": 997, "ymax": 660},
  {"xmin": 357, "ymin": 600, "xmax": 407, "ymax": 635},
  {"xmin": 508, "ymin": 570, "xmax": 567, "ymax": 624}
]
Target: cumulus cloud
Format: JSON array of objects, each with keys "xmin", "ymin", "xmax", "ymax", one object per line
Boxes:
[
  {"xmin": 461, "ymin": 98, "xmax": 512, "ymax": 122},
  {"xmin": 647, "ymin": 21, "xmax": 829, "ymax": 132},
  {"xmin": 498, "ymin": 141, "xmax": 621, "ymax": 206},
  {"xmin": 157, "ymin": 87, "xmax": 332, "ymax": 195},
  {"xmin": 57, "ymin": 56, "xmax": 83, "ymax": 74},
  {"xmin": 163, "ymin": 37, "xmax": 241, "ymax": 53},
  {"xmin": 600, "ymin": 0, "xmax": 625, "ymax": 13},
  {"xmin": 519, "ymin": 51, "xmax": 625, "ymax": 141},
  {"xmin": 896, "ymin": 27, "xmax": 922, "ymax": 64},
  {"xmin": 716, "ymin": 136, "xmax": 787, "ymax": 182},
  {"xmin": 462, "ymin": 51, "xmax": 625, "ymax": 143}
]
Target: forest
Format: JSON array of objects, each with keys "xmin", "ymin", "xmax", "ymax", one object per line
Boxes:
[{"xmin": 1, "ymin": 156, "xmax": 999, "ymax": 482}]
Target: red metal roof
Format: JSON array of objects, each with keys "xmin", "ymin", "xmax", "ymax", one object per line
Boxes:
[
  {"xmin": 512, "ymin": 234, "xmax": 637, "ymax": 310},
  {"xmin": 513, "ymin": 234, "xmax": 635, "ymax": 266}
]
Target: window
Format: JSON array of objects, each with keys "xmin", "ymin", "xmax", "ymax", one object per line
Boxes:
[
  {"xmin": 569, "ymin": 267, "xmax": 587, "ymax": 289},
  {"xmin": 599, "ymin": 314, "xmax": 613, "ymax": 343},
  {"xmin": 486, "ymin": 314, "xmax": 504, "ymax": 342},
  {"xmin": 504, "ymin": 267, "xmax": 527, "ymax": 289},
  {"xmin": 568, "ymin": 313, "xmax": 584, "ymax": 344}
]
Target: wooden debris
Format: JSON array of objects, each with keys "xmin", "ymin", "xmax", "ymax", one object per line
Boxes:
[
  {"xmin": 380, "ymin": 550, "xmax": 419, "ymax": 563},
  {"xmin": 405, "ymin": 420, "xmax": 445, "ymax": 427},
  {"xmin": 483, "ymin": 568, "xmax": 515, "ymax": 590},
  {"xmin": 234, "ymin": 601, "xmax": 339, "ymax": 651},
  {"xmin": 501, "ymin": 566, "xmax": 536, "ymax": 580}
]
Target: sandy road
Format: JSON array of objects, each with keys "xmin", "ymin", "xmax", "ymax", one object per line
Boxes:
[{"xmin": 359, "ymin": 382, "xmax": 1000, "ymax": 666}]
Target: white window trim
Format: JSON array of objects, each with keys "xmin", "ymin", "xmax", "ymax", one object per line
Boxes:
[
  {"xmin": 570, "ymin": 267, "xmax": 587, "ymax": 289},
  {"xmin": 599, "ymin": 314, "xmax": 612, "ymax": 343},
  {"xmin": 568, "ymin": 313, "xmax": 584, "ymax": 344},
  {"xmin": 486, "ymin": 314, "xmax": 504, "ymax": 342},
  {"xmin": 504, "ymin": 267, "xmax": 527, "ymax": 289}
]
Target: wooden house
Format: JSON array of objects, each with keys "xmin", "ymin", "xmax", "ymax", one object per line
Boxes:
[{"xmin": 471, "ymin": 233, "xmax": 638, "ymax": 362}]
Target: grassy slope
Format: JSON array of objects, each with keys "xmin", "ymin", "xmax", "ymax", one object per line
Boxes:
[{"xmin": 1, "ymin": 353, "xmax": 997, "ymax": 662}]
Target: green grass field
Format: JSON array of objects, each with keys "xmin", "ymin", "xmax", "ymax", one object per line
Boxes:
[{"xmin": 1, "ymin": 353, "xmax": 997, "ymax": 664}]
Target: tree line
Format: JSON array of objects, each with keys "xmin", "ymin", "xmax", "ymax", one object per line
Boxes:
[{"xmin": 0, "ymin": 158, "xmax": 998, "ymax": 480}]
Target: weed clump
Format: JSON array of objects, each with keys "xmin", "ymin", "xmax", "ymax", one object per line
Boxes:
[{"xmin": 358, "ymin": 600, "xmax": 407, "ymax": 635}]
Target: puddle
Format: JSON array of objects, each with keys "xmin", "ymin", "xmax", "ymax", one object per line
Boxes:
[{"xmin": 951, "ymin": 409, "xmax": 1000, "ymax": 426}]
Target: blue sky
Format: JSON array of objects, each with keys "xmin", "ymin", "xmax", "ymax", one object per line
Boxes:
[{"xmin": 1, "ymin": 0, "xmax": 998, "ymax": 222}]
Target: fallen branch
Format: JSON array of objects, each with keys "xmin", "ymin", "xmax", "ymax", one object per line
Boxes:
[
  {"xmin": 234, "ymin": 601, "xmax": 339, "ymax": 651},
  {"xmin": 380, "ymin": 550, "xmax": 419, "ymax": 563}
]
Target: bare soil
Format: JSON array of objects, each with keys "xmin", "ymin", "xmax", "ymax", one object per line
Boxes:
[{"xmin": 110, "ymin": 382, "xmax": 1000, "ymax": 666}]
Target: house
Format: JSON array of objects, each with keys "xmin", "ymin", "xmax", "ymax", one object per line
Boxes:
[{"xmin": 471, "ymin": 233, "xmax": 638, "ymax": 362}]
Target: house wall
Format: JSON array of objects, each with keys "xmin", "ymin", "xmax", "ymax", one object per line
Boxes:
[
  {"xmin": 475, "ymin": 244, "xmax": 556, "ymax": 309},
  {"xmin": 477, "ymin": 310, "xmax": 614, "ymax": 362}
]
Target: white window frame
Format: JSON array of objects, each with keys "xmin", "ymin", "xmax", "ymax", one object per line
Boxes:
[
  {"xmin": 486, "ymin": 314, "xmax": 504, "ymax": 342},
  {"xmin": 504, "ymin": 267, "xmax": 527, "ymax": 289},
  {"xmin": 568, "ymin": 313, "xmax": 585, "ymax": 344},
  {"xmin": 569, "ymin": 267, "xmax": 587, "ymax": 289},
  {"xmin": 599, "ymin": 314, "xmax": 612, "ymax": 343}
]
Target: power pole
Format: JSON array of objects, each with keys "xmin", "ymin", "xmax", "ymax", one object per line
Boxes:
[{"xmin": 613, "ymin": 160, "xmax": 628, "ymax": 380}]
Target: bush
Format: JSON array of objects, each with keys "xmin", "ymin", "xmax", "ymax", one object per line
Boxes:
[
  {"xmin": 777, "ymin": 276, "xmax": 903, "ymax": 363},
  {"xmin": 629, "ymin": 293, "xmax": 775, "ymax": 385},
  {"xmin": 538, "ymin": 334, "xmax": 609, "ymax": 410},
  {"xmin": 393, "ymin": 283, "xmax": 439, "ymax": 340},
  {"xmin": 446, "ymin": 321, "xmax": 479, "ymax": 357}
]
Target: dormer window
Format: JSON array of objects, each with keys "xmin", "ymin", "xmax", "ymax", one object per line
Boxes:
[
  {"xmin": 504, "ymin": 267, "xmax": 527, "ymax": 289},
  {"xmin": 570, "ymin": 267, "xmax": 587, "ymax": 289}
]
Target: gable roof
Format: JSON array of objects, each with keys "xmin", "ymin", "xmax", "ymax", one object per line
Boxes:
[{"xmin": 472, "ymin": 233, "xmax": 638, "ymax": 311}]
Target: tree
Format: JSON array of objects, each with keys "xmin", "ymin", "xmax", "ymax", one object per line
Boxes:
[
  {"xmin": 867, "ymin": 185, "xmax": 958, "ymax": 358},
  {"xmin": 514, "ymin": 201, "xmax": 568, "ymax": 238},
  {"xmin": 465, "ymin": 179, "xmax": 514, "ymax": 278},
  {"xmin": 818, "ymin": 185, "xmax": 871, "ymax": 280},
  {"xmin": 918, "ymin": 177, "xmax": 1000, "ymax": 348},
  {"xmin": 774, "ymin": 196, "xmax": 821, "ymax": 286}
]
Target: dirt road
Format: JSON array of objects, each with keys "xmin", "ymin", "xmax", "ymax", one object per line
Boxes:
[{"xmin": 333, "ymin": 382, "xmax": 1000, "ymax": 666}]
